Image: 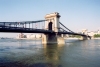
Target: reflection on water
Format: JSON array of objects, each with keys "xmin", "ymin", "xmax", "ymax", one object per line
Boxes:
[
  {"xmin": 0, "ymin": 39, "xmax": 63, "ymax": 67},
  {"xmin": 43, "ymin": 44, "xmax": 64, "ymax": 67},
  {"xmin": 0, "ymin": 39, "xmax": 100, "ymax": 67}
]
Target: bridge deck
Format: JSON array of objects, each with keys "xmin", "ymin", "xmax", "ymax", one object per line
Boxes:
[
  {"xmin": 58, "ymin": 32, "xmax": 87, "ymax": 36},
  {"xmin": 0, "ymin": 26, "xmax": 88, "ymax": 36},
  {"xmin": 0, "ymin": 25, "xmax": 54, "ymax": 34},
  {"xmin": 0, "ymin": 25, "xmax": 90, "ymax": 38}
]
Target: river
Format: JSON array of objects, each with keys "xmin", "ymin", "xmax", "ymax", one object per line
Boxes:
[{"xmin": 0, "ymin": 39, "xmax": 100, "ymax": 67}]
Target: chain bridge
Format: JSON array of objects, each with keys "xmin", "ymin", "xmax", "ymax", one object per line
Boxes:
[{"xmin": 0, "ymin": 12, "xmax": 91, "ymax": 44}]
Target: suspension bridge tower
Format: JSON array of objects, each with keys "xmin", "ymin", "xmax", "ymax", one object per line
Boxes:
[{"xmin": 42, "ymin": 12, "xmax": 65, "ymax": 45}]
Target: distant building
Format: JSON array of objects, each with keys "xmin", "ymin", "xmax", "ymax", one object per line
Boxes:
[
  {"xmin": 87, "ymin": 31, "xmax": 95, "ymax": 37},
  {"xmin": 82, "ymin": 29, "xmax": 88, "ymax": 35},
  {"xmin": 16, "ymin": 33, "xmax": 42, "ymax": 39},
  {"xmin": 81, "ymin": 29, "xmax": 100, "ymax": 38},
  {"xmin": 17, "ymin": 33, "xmax": 27, "ymax": 38}
]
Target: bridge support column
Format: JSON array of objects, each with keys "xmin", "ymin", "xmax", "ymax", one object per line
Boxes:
[
  {"xmin": 42, "ymin": 12, "xmax": 65, "ymax": 45},
  {"xmin": 42, "ymin": 34, "xmax": 65, "ymax": 45},
  {"xmin": 80, "ymin": 36, "xmax": 88, "ymax": 40}
]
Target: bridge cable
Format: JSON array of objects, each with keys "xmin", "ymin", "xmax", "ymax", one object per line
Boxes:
[
  {"xmin": 59, "ymin": 27, "xmax": 68, "ymax": 32},
  {"xmin": 59, "ymin": 22, "xmax": 74, "ymax": 33}
]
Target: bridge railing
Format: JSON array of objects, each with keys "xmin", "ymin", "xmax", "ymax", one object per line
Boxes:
[{"xmin": 0, "ymin": 20, "xmax": 46, "ymax": 30}]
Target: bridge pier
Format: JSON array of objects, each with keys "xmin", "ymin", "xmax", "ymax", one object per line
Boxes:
[
  {"xmin": 42, "ymin": 12, "xmax": 65, "ymax": 45},
  {"xmin": 79, "ymin": 36, "xmax": 88, "ymax": 40},
  {"xmin": 42, "ymin": 34, "xmax": 65, "ymax": 45}
]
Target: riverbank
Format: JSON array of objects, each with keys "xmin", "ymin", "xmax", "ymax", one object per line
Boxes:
[
  {"xmin": 15, "ymin": 38, "xmax": 42, "ymax": 40},
  {"xmin": 64, "ymin": 38, "xmax": 79, "ymax": 40},
  {"xmin": 93, "ymin": 38, "xmax": 100, "ymax": 39},
  {"xmin": 65, "ymin": 37, "xmax": 100, "ymax": 40},
  {"xmin": 14, "ymin": 37, "xmax": 100, "ymax": 40}
]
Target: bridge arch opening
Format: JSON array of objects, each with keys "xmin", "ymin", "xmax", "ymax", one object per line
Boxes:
[{"xmin": 48, "ymin": 22, "xmax": 52, "ymax": 31}]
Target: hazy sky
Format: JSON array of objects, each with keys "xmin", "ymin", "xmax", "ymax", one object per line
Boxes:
[{"xmin": 0, "ymin": 0, "xmax": 100, "ymax": 37}]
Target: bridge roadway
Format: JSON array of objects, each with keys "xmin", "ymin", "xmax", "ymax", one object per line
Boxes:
[{"xmin": 0, "ymin": 25, "xmax": 89, "ymax": 37}]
